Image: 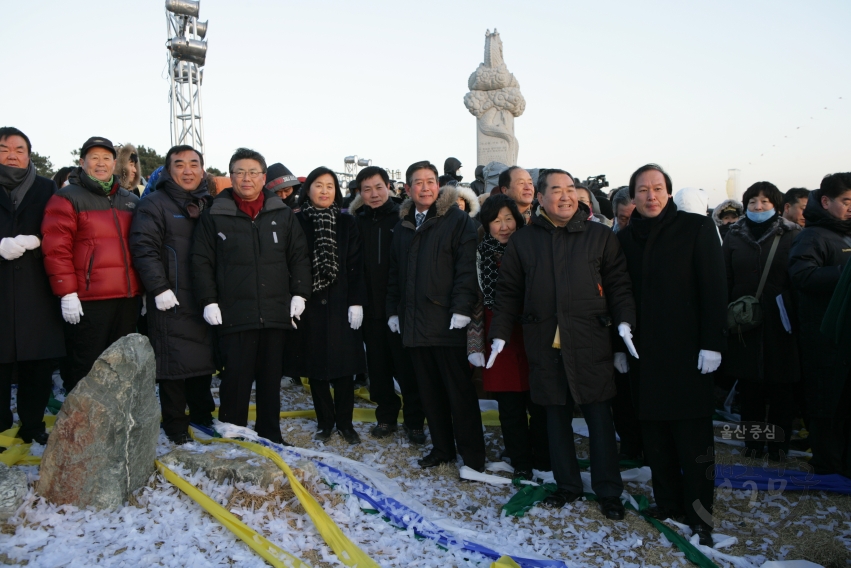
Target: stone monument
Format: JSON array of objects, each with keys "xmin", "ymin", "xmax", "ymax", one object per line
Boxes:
[{"xmin": 464, "ymin": 29, "xmax": 526, "ymax": 167}]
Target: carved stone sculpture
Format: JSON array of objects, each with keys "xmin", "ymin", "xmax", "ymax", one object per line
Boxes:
[{"xmin": 464, "ymin": 29, "xmax": 526, "ymax": 167}]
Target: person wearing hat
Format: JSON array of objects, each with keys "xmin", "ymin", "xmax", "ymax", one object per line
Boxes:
[
  {"xmin": 711, "ymin": 199, "xmax": 743, "ymax": 239},
  {"xmin": 42, "ymin": 136, "xmax": 143, "ymax": 393},
  {"xmin": 265, "ymin": 162, "xmax": 300, "ymax": 209},
  {"xmin": 438, "ymin": 157, "xmax": 463, "ymax": 187},
  {"xmin": 0, "ymin": 127, "xmax": 65, "ymax": 445}
]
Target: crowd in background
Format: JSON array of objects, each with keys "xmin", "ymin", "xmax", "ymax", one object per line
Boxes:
[{"xmin": 2, "ymin": 125, "xmax": 851, "ymax": 546}]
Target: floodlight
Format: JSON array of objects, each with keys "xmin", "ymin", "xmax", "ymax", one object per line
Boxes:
[
  {"xmin": 166, "ymin": 0, "xmax": 199, "ymax": 18},
  {"xmin": 168, "ymin": 37, "xmax": 207, "ymax": 67},
  {"xmin": 357, "ymin": 158, "xmax": 372, "ymax": 167},
  {"xmin": 195, "ymin": 20, "xmax": 208, "ymax": 38},
  {"xmin": 344, "ymin": 156, "xmax": 357, "ymax": 164}
]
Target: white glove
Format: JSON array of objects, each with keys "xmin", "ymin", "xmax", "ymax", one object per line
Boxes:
[
  {"xmin": 13, "ymin": 235, "xmax": 40, "ymax": 250},
  {"xmin": 449, "ymin": 313, "xmax": 471, "ymax": 330},
  {"xmin": 61, "ymin": 292, "xmax": 84, "ymax": 324},
  {"xmin": 290, "ymin": 296, "xmax": 306, "ymax": 318},
  {"xmin": 697, "ymin": 350, "xmax": 722, "ymax": 374},
  {"xmin": 468, "ymin": 353, "xmax": 486, "ymax": 367},
  {"xmin": 614, "ymin": 352, "xmax": 629, "ymax": 374},
  {"xmin": 203, "ymin": 303, "xmax": 222, "ymax": 325},
  {"xmin": 387, "ymin": 315, "xmax": 400, "ymax": 334},
  {"xmin": 617, "ymin": 322, "xmax": 639, "ymax": 359},
  {"xmin": 155, "ymin": 289, "xmax": 180, "ymax": 311},
  {"xmin": 348, "ymin": 305, "xmax": 363, "ymax": 330},
  {"xmin": 0, "ymin": 237, "xmax": 25, "ymax": 260},
  {"xmin": 141, "ymin": 295, "xmax": 147, "ymax": 316},
  {"xmin": 485, "ymin": 338, "xmax": 506, "ymax": 369}
]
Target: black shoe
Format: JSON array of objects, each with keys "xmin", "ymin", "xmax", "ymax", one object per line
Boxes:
[
  {"xmin": 168, "ymin": 433, "xmax": 192, "ymax": 445},
  {"xmin": 598, "ymin": 496, "xmax": 625, "ymax": 520},
  {"xmin": 646, "ymin": 507, "xmax": 687, "ymax": 524},
  {"xmin": 404, "ymin": 425, "xmax": 426, "ymax": 445},
  {"xmin": 191, "ymin": 415, "xmax": 215, "ymax": 429},
  {"xmin": 690, "ymin": 524, "xmax": 713, "ymax": 546},
  {"xmin": 339, "ymin": 428, "xmax": 361, "ymax": 445},
  {"xmin": 418, "ymin": 454, "xmax": 452, "ymax": 469},
  {"xmin": 314, "ymin": 428, "xmax": 333, "ymax": 441},
  {"xmin": 542, "ymin": 489, "xmax": 582, "ymax": 508},
  {"xmin": 370, "ymin": 423, "xmax": 398, "ymax": 438},
  {"xmin": 513, "ymin": 468, "xmax": 533, "ymax": 481},
  {"xmin": 21, "ymin": 431, "xmax": 49, "ymax": 445}
]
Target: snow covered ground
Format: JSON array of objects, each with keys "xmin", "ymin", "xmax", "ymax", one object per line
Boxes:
[{"xmin": 1, "ymin": 378, "xmax": 849, "ymax": 567}]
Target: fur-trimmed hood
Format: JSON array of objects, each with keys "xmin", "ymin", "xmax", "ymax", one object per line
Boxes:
[
  {"xmin": 399, "ymin": 185, "xmax": 460, "ymax": 220},
  {"xmin": 114, "ymin": 143, "xmax": 141, "ymax": 190},
  {"xmin": 456, "ymin": 186, "xmax": 480, "ymax": 218},
  {"xmin": 726, "ymin": 213, "xmax": 799, "ymax": 245},
  {"xmin": 711, "ymin": 198, "xmax": 743, "ymax": 227},
  {"xmin": 348, "ymin": 193, "xmax": 364, "ymax": 214}
]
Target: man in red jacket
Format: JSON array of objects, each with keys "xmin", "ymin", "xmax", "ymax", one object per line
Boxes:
[{"xmin": 41, "ymin": 137, "xmax": 142, "ymax": 393}]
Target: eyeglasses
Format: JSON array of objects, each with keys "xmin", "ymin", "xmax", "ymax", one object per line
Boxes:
[{"xmin": 231, "ymin": 170, "xmax": 264, "ymax": 179}]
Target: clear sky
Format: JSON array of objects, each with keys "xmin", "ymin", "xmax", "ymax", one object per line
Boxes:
[{"xmin": 3, "ymin": 0, "xmax": 849, "ymax": 206}]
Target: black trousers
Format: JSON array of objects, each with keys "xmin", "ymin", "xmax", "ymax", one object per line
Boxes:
[
  {"xmin": 738, "ymin": 379, "xmax": 796, "ymax": 454},
  {"xmin": 311, "ymin": 376, "xmax": 355, "ymax": 431},
  {"xmin": 807, "ymin": 371, "xmax": 851, "ymax": 475},
  {"xmin": 641, "ymin": 417, "xmax": 715, "ymax": 529},
  {"xmin": 612, "ymin": 370, "xmax": 643, "ymax": 458},
  {"xmin": 158, "ymin": 375, "xmax": 216, "ymax": 439},
  {"xmin": 493, "ymin": 390, "xmax": 550, "ymax": 471},
  {"xmin": 410, "ymin": 345, "xmax": 486, "ymax": 470},
  {"xmin": 63, "ymin": 297, "xmax": 139, "ymax": 393},
  {"xmin": 0, "ymin": 360, "xmax": 54, "ymax": 440},
  {"xmin": 218, "ymin": 329, "xmax": 284, "ymax": 443},
  {"xmin": 547, "ymin": 401, "xmax": 623, "ymax": 499},
  {"xmin": 362, "ymin": 318, "xmax": 424, "ymax": 429}
]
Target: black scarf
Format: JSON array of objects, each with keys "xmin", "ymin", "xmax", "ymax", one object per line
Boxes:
[
  {"xmin": 0, "ymin": 161, "xmax": 36, "ymax": 209},
  {"xmin": 629, "ymin": 198, "xmax": 674, "ymax": 242},
  {"xmin": 478, "ymin": 235, "xmax": 507, "ymax": 308},
  {"xmin": 157, "ymin": 171, "xmax": 211, "ymax": 216},
  {"xmin": 744, "ymin": 211, "xmax": 779, "ymax": 241},
  {"xmin": 304, "ymin": 201, "xmax": 340, "ymax": 292}
]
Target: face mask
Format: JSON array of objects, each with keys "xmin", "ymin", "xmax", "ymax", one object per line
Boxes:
[{"xmin": 746, "ymin": 208, "xmax": 775, "ymax": 223}]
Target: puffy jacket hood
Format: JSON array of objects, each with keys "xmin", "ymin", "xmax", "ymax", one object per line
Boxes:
[
  {"xmin": 711, "ymin": 198, "xmax": 743, "ymax": 227},
  {"xmin": 115, "ymin": 143, "xmax": 141, "ymax": 190},
  {"xmin": 674, "ymin": 187, "xmax": 708, "ymax": 216},
  {"xmin": 399, "ymin": 185, "xmax": 461, "ymax": 220},
  {"xmin": 456, "ymin": 186, "xmax": 480, "ymax": 218}
]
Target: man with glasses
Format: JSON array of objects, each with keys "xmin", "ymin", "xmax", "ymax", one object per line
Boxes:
[
  {"xmin": 191, "ymin": 148, "xmax": 312, "ymax": 444},
  {"xmin": 129, "ymin": 145, "xmax": 217, "ymax": 444}
]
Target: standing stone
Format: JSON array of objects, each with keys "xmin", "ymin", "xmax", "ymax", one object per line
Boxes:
[
  {"xmin": 0, "ymin": 463, "xmax": 28, "ymax": 521},
  {"xmin": 38, "ymin": 334, "xmax": 160, "ymax": 509},
  {"xmin": 464, "ymin": 29, "xmax": 526, "ymax": 167}
]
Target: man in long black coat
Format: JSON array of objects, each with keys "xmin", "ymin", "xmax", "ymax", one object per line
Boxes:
[
  {"xmin": 191, "ymin": 148, "xmax": 312, "ymax": 444},
  {"xmin": 0, "ymin": 127, "xmax": 65, "ymax": 445},
  {"xmin": 488, "ymin": 169, "xmax": 637, "ymax": 519},
  {"xmin": 350, "ymin": 166, "xmax": 425, "ymax": 443},
  {"xmin": 129, "ymin": 145, "xmax": 217, "ymax": 444},
  {"xmin": 616, "ymin": 164, "xmax": 727, "ymax": 545},
  {"xmin": 386, "ymin": 161, "xmax": 485, "ymax": 472}
]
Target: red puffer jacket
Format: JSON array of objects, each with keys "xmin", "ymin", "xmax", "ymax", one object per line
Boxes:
[{"xmin": 41, "ymin": 170, "xmax": 142, "ymax": 301}]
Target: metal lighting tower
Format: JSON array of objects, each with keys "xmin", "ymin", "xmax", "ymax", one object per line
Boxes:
[{"xmin": 165, "ymin": 0, "xmax": 208, "ymax": 154}]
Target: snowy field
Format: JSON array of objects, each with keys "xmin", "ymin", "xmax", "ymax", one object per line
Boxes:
[{"xmin": 1, "ymin": 378, "xmax": 850, "ymax": 568}]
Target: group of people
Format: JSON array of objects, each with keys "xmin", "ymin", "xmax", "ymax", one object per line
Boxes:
[{"xmin": 2, "ymin": 125, "xmax": 850, "ymax": 546}]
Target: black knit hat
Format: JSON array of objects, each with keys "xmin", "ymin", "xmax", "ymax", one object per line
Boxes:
[
  {"xmin": 80, "ymin": 136, "xmax": 116, "ymax": 159},
  {"xmin": 265, "ymin": 162, "xmax": 300, "ymax": 192}
]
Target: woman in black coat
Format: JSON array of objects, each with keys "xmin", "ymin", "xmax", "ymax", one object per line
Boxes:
[
  {"xmin": 282, "ymin": 167, "xmax": 366, "ymax": 444},
  {"xmin": 788, "ymin": 173, "xmax": 851, "ymax": 476},
  {"xmin": 723, "ymin": 182, "xmax": 801, "ymax": 459},
  {"xmin": 129, "ymin": 150, "xmax": 216, "ymax": 443}
]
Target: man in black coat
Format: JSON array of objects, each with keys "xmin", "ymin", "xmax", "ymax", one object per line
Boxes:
[
  {"xmin": 788, "ymin": 173, "xmax": 851, "ymax": 477},
  {"xmin": 0, "ymin": 127, "xmax": 65, "ymax": 445},
  {"xmin": 386, "ymin": 161, "xmax": 485, "ymax": 472},
  {"xmin": 350, "ymin": 166, "xmax": 425, "ymax": 443},
  {"xmin": 616, "ymin": 164, "xmax": 727, "ymax": 545},
  {"xmin": 130, "ymin": 145, "xmax": 217, "ymax": 444},
  {"xmin": 487, "ymin": 169, "xmax": 637, "ymax": 519},
  {"xmin": 191, "ymin": 148, "xmax": 312, "ymax": 444}
]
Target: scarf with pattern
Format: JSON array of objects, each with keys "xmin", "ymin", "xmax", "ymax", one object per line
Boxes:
[
  {"xmin": 304, "ymin": 201, "xmax": 340, "ymax": 292},
  {"xmin": 477, "ymin": 234, "xmax": 507, "ymax": 308}
]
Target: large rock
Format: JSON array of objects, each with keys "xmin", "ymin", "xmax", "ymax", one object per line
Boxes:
[
  {"xmin": 160, "ymin": 445, "xmax": 283, "ymax": 488},
  {"xmin": 0, "ymin": 463, "xmax": 28, "ymax": 521},
  {"xmin": 38, "ymin": 334, "xmax": 160, "ymax": 509}
]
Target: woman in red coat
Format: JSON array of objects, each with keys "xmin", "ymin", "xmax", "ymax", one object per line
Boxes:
[{"xmin": 468, "ymin": 194, "xmax": 550, "ymax": 480}]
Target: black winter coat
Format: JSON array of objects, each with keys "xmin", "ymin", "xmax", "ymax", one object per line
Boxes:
[
  {"xmin": 191, "ymin": 189, "xmax": 312, "ymax": 335},
  {"xmin": 489, "ymin": 204, "xmax": 636, "ymax": 406},
  {"xmin": 723, "ymin": 215, "xmax": 801, "ymax": 383},
  {"xmin": 617, "ymin": 201, "xmax": 727, "ymax": 421},
  {"xmin": 129, "ymin": 174, "xmax": 216, "ymax": 380},
  {"xmin": 386, "ymin": 188, "xmax": 478, "ymax": 348},
  {"xmin": 788, "ymin": 197, "xmax": 851, "ymax": 417},
  {"xmin": 281, "ymin": 211, "xmax": 366, "ymax": 381},
  {"xmin": 0, "ymin": 176, "xmax": 65, "ymax": 363},
  {"xmin": 350, "ymin": 194, "xmax": 397, "ymax": 320}
]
